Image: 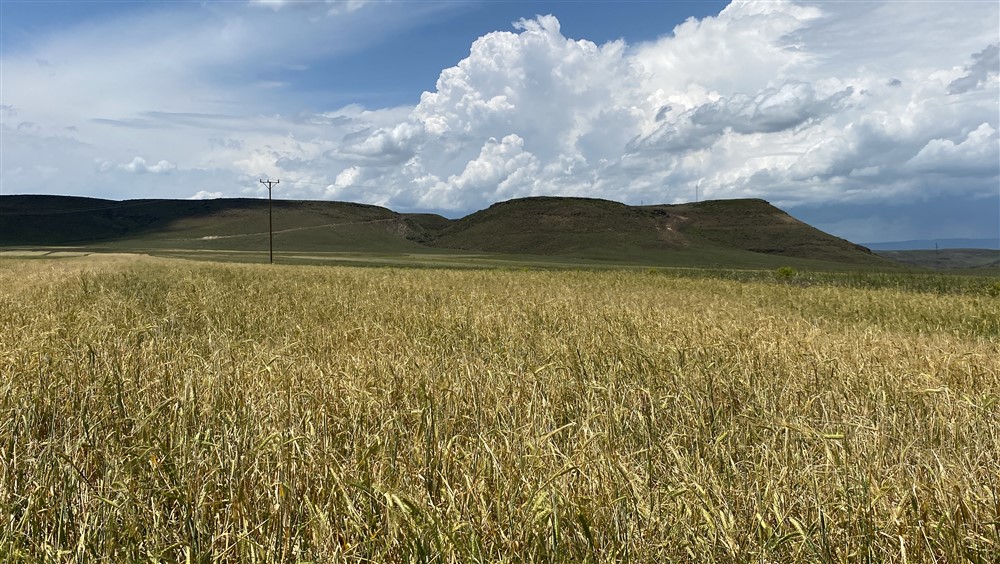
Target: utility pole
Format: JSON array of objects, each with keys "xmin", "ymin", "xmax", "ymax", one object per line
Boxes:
[{"xmin": 260, "ymin": 179, "xmax": 279, "ymax": 264}]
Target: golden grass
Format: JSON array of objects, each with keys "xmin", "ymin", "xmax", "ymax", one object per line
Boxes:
[{"xmin": 1, "ymin": 255, "xmax": 997, "ymax": 562}]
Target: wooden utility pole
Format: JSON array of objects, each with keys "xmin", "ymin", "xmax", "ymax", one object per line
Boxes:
[{"xmin": 260, "ymin": 179, "xmax": 279, "ymax": 263}]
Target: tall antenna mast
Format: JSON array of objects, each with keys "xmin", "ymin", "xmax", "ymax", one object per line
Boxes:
[{"xmin": 260, "ymin": 178, "xmax": 279, "ymax": 264}]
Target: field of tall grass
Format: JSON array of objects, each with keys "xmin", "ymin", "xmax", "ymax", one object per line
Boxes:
[{"xmin": 1, "ymin": 254, "xmax": 997, "ymax": 562}]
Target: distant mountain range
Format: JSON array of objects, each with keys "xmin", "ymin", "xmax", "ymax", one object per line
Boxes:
[
  {"xmin": 1, "ymin": 194, "xmax": 897, "ymax": 269},
  {"xmin": 865, "ymin": 238, "xmax": 1000, "ymax": 251}
]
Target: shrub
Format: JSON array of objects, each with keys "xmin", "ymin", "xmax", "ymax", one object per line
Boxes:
[{"xmin": 775, "ymin": 266, "xmax": 797, "ymax": 280}]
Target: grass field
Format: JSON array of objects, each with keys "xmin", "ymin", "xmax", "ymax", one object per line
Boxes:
[
  {"xmin": 877, "ymin": 249, "xmax": 1000, "ymax": 273},
  {"xmin": 1, "ymin": 255, "xmax": 998, "ymax": 562}
]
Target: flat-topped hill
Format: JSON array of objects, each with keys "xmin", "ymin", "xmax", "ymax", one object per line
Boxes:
[{"xmin": 422, "ymin": 196, "xmax": 885, "ymax": 266}]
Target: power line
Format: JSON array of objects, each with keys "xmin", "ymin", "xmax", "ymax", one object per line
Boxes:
[
  {"xmin": 179, "ymin": 217, "xmax": 399, "ymax": 241},
  {"xmin": 260, "ymin": 179, "xmax": 279, "ymax": 264}
]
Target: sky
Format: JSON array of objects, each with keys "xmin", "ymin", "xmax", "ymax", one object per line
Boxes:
[{"xmin": 1, "ymin": 0, "xmax": 998, "ymax": 244}]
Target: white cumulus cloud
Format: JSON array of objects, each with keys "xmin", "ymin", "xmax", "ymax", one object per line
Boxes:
[
  {"xmin": 189, "ymin": 190, "xmax": 223, "ymax": 200},
  {"xmin": 329, "ymin": 1, "xmax": 998, "ymax": 215},
  {"xmin": 906, "ymin": 123, "xmax": 999, "ymax": 176},
  {"xmin": 118, "ymin": 157, "xmax": 177, "ymax": 174}
]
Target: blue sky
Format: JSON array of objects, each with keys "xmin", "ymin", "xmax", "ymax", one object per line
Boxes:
[{"xmin": 1, "ymin": 0, "xmax": 998, "ymax": 244}]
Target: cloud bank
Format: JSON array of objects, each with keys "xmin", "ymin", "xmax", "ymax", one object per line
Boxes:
[{"xmin": 2, "ymin": 0, "xmax": 998, "ymax": 241}]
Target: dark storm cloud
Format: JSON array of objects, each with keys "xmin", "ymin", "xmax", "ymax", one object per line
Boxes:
[
  {"xmin": 627, "ymin": 82, "xmax": 854, "ymax": 153},
  {"xmin": 948, "ymin": 44, "xmax": 999, "ymax": 95},
  {"xmin": 789, "ymin": 190, "xmax": 1000, "ymax": 243}
]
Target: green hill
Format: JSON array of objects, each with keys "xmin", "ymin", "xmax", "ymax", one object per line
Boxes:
[
  {"xmin": 0, "ymin": 196, "xmax": 435, "ymax": 253},
  {"xmin": 424, "ymin": 197, "xmax": 684, "ymax": 260},
  {"xmin": 658, "ymin": 199, "xmax": 881, "ymax": 264},
  {"xmin": 1, "ymin": 194, "xmax": 894, "ymax": 269},
  {"xmin": 422, "ymin": 196, "xmax": 889, "ymax": 267}
]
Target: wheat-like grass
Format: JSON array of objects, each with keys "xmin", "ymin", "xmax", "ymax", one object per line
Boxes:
[{"xmin": 1, "ymin": 255, "xmax": 997, "ymax": 562}]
